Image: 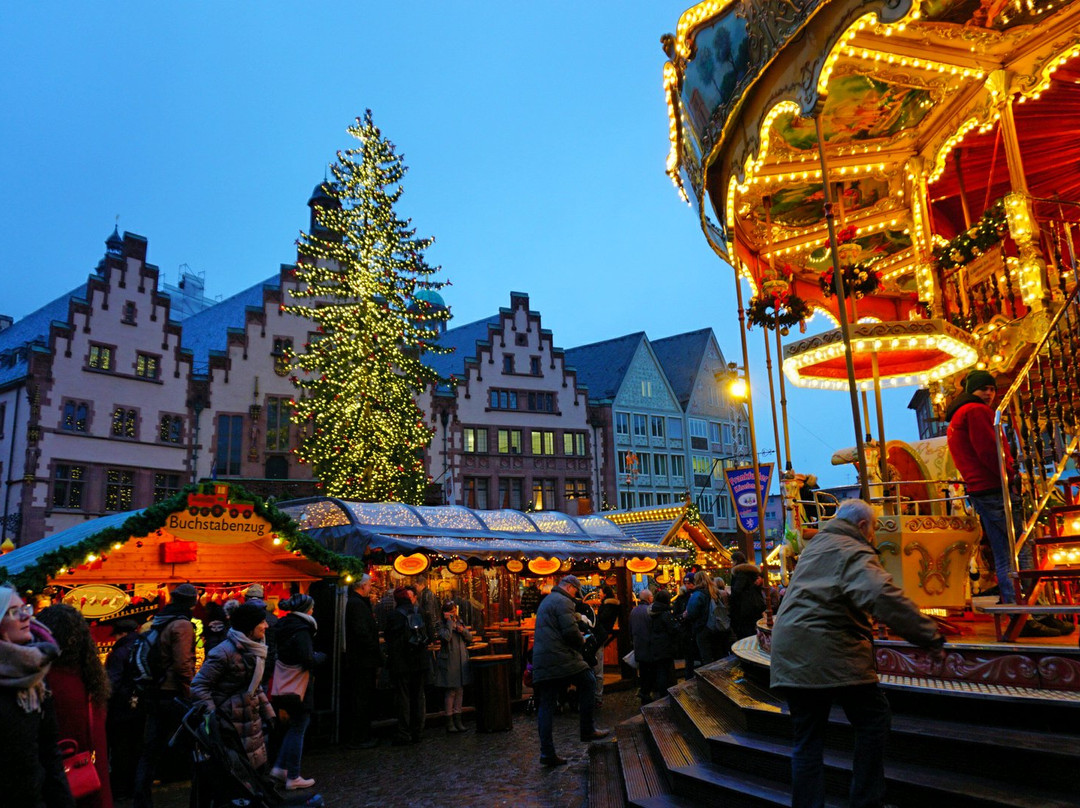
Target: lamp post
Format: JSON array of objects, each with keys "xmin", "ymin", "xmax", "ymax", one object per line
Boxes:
[{"xmin": 716, "ymin": 364, "xmax": 769, "ymax": 562}]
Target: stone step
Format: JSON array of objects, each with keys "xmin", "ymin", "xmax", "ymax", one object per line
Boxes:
[
  {"xmin": 588, "ymin": 739, "xmax": 626, "ymax": 808},
  {"xmin": 616, "ymin": 715, "xmax": 668, "ymax": 806}
]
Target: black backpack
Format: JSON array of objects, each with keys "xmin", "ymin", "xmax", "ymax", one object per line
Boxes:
[
  {"xmin": 406, "ymin": 611, "xmax": 429, "ymax": 647},
  {"xmin": 126, "ymin": 615, "xmax": 182, "ymax": 695},
  {"xmin": 707, "ymin": 594, "xmax": 731, "ymax": 635}
]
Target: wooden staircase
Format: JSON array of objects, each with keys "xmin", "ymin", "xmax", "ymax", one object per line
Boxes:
[{"xmin": 589, "ymin": 657, "xmax": 1080, "ymax": 808}]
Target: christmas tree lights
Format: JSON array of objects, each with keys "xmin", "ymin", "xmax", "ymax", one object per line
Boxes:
[{"xmin": 284, "ymin": 111, "xmax": 451, "ymax": 503}]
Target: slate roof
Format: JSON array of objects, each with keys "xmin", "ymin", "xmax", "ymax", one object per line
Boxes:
[
  {"xmin": 423, "ymin": 314, "xmax": 502, "ymax": 383},
  {"xmin": 563, "ymin": 332, "xmax": 644, "ymax": 403},
  {"xmin": 0, "ymin": 284, "xmax": 87, "ymax": 388},
  {"xmin": 651, "ymin": 328, "xmax": 713, "ymax": 409},
  {"xmin": 180, "ymin": 274, "xmax": 280, "ymax": 367}
]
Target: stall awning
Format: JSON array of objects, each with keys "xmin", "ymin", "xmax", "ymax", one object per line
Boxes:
[
  {"xmin": 0, "ymin": 510, "xmax": 137, "ymax": 576},
  {"xmin": 276, "ymin": 499, "xmax": 689, "ymax": 562}
]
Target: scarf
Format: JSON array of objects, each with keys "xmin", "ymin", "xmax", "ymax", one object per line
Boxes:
[
  {"xmin": 291, "ymin": 611, "xmax": 317, "ymax": 632},
  {"xmin": 0, "ymin": 628, "xmax": 59, "ymax": 713},
  {"xmin": 226, "ymin": 628, "xmax": 267, "ymax": 695}
]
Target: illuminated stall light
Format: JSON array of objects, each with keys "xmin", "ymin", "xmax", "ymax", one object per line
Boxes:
[
  {"xmin": 393, "ymin": 553, "xmax": 430, "ymax": 576},
  {"xmin": 448, "ymin": 558, "xmax": 469, "ymax": 575},
  {"xmin": 626, "ymin": 557, "xmax": 659, "ymax": 574},
  {"xmin": 528, "ymin": 557, "xmax": 562, "ymax": 576}
]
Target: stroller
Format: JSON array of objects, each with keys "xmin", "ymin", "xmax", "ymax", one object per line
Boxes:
[{"xmin": 171, "ymin": 702, "xmax": 324, "ymax": 808}]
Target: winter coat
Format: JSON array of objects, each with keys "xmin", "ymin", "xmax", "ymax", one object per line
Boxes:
[
  {"xmin": 730, "ymin": 563, "xmax": 766, "ymax": 639},
  {"xmin": 434, "ymin": 617, "xmax": 473, "ymax": 689},
  {"xmin": 344, "ymin": 591, "xmax": 382, "ymax": 670},
  {"xmin": 596, "ymin": 597, "xmax": 620, "ymax": 638},
  {"xmin": 243, "ymin": 599, "xmax": 278, "ymax": 686},
  {"xmin": 946, "ymin": 393, "xmax": 1014, "ymax": 493},
  {"xmin": 0, "ymin": 628, "xmax": 75, "ymax": 808},
  {"xmin": 684, "ymin": 589, "xmax": 709, "ymax": 632},
  {"xmin": 103, "ymin": 632, "xmax": 138, "ymax": 711},
  {"xmin": 384, "ymin": 606, "xmax": 430, "ymax": 677},
  {"xmin": 46, "ymin": 665, "xmax": 112, "ymax": 808},
  {"xmin": 274, "ymin": 613, "xmax": 324, "ymax": 710},
  {"xmin": 628, "ymin": 604, "xmax": 652, "ymax": 663},
  {"xmin": 190, "ymin": 636, "xmax": 275, "ymax": 769},
  {"xmin": 647, "ymin": 603, "xmax": 681, "ymax": 662},
  {"xmin": 770, "ymin": 518, "xmax": 942, "ymax": 690},
  {"xmin": 151, "ymin": 605, "xmax": 196, "ymax": 697},
  {"xmin": 531, "ymin": 587, "xmax": 589, "ymax": 684}
]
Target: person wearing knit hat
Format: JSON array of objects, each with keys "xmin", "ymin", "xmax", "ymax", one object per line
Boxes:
[
  {"xmin": 230, "ymin": 603, "xmax": 269, "ymax": 636},
  {"xmin": 244, "ymin": 583, "xmax": 264, "ymax": 600},
  {"xmin": 946, "ymin": 369, "xmax": 1061, "ymax": 635},
  {"xmin": 171, "ymin": 582, "xmax": 198, "ymax": 607}
]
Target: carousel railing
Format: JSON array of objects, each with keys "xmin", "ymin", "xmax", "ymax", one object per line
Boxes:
[{"xmin": 996, "ymin": 283, "xmax": 1080, "ymax": 590}]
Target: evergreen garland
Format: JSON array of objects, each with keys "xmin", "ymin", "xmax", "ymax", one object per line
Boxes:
[
  {"xmin": 819, "ymin": 262, "xmax": 882, "ymax": 299},
  {"xmin": 746, "ymin": 290, "xmax": 812, "ymax": 329},
  {"xmin": 933, "ymin": 201, "xmax": 1007, "ymax": 272}
]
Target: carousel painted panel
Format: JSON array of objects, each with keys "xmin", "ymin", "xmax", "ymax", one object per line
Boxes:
[{"xmin": 876, "ymin": 513, "xmax": 980, "ymax": 611}]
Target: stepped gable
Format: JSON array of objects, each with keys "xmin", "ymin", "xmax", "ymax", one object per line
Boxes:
[
  {"xmin": 651, "ymin": 328, "xmax": 712, "ymax": 409},
  {"xmin": 564, "ymin": 332, "xmax": 645, "ymax": 402},
  {"xmin": 180, "ymin": 273, "xmax": 280, "ymax": 373},
  {"xmin": 423, "ymin": 313, "xmax": 502, "ymax": 390},
  {"xmin": 0, "ymin": 285, "xmax": 88, "ymax": 387}
]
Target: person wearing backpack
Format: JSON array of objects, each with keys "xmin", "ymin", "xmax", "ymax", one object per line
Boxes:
[
  {"xmin": 683, "ymin": 571, "xmax": 720, "ymax": 670},
  {"xmin": 384, "ymin": 586, "xmax": 429, "ymax": 745},
  {"xmin": 132, "ymin": 583, "xmax": 197, "ymax": 808},
  {"xmin": 708, "ymin": 577, "xmax": 734, "ymax": 659}
]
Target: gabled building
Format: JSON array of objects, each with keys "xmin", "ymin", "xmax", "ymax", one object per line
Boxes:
[
  {"xmin": 651, "ymin": 328, "xmax": 748, "ymax": 538},
  {"xmin": 565, "ymin": 333, "xmax": 686, "ymax": 512},
  {"xmin": 422, "ymin": 292, "xmax": 594, "ymax": 512}
]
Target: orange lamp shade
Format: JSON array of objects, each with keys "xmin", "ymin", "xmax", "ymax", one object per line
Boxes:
[
  {"xmin": 626, "ymin": 557, "xmax": 658, "ymax": 574},
  {"xmin": 527, "ymin": 557, "xmax": 562, "ymax": 576},
  {"xmin": 393, "ymin": 553, "xmax": 430, "ymax": 576}
]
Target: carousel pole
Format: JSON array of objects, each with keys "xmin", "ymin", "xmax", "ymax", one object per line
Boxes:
[
  {"xmin": 836, "ymin": 187, "xmax": 874, "ymax": 444},
  {"xmin": 870, "ymin": 352, "xmax": 890, "ymax": 507},
  {"xmin": 814, "ymin": 114, "xmax": 871, "ymax": 501},
  {"xmin": 729, "ymin": 255, "xmax": 773, "ymax": 623}
]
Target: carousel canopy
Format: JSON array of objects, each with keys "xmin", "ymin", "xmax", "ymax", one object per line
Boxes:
[{"xmin": 276, "ymin": 499, "xmax": 689, "ymax": 562}]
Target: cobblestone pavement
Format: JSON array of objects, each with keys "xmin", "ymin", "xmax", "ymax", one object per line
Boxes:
[{"xmin": 126, "ymin": 688, "xmax": 641, "ymax": 808}]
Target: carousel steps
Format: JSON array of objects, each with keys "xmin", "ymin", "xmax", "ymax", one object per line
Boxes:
[
  {"xmin": 587, "ymin": 741, "xmax": 626, "ymax": 808},
  {"xmin": 615, "ymin": 715, "xmax": 673, "ymax": 806}
]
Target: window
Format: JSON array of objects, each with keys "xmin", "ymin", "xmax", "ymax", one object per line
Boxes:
[
  {"xmin": 62, "ymin": 400, "xmax": 89, "ymax": 433},
  {"xmin": 709, "ymin": 422, "xmax": 722, "ymax": 445},
  {"xmin": 88, "ymin": 344, "xmax": 114, "ymax": 371},
  {"xmin": 464, "ymin": 477, "xmax": 489, "ymax": 509},
  {"xmin": 650, "ymin": 416, "xmax": 665, "ymax": 439},
  {"xmin": 717, "ymin": 493, "xmax": 730, "ymax": 518},
  {"xmin": 53, "ymin": 464, "xmax": 85, "ymax": 509},
  {"xmin": 639, "ymin": 493, "xmax": 654, "ymax": 506},
  {"xmin": 529, "ymin": 356, "xmax": 541, "ymax": 376},
  {"xmin": 670, "ymin": 455, "xmax": 685, "ymax": 478},
  {"xmin": 498, "ymin": 478, "xmax": 524, "ymax": 509},
  {"xmin": 619, "ymin": 492, "xmax": 634, "ymax": 510},
  {"xmin": 122, "ymin": 301, "xmax": 136, "ymax": 324},
  {"xmin": 689, "ymin": 418, "xmax": 708, "ymax": 449},
  {"xmin": 111, "ymin": 407, "xmax": 136, "ymax": 439},
  {"xmin": 563, "ymin": 432, "xmax": 586, "ymax": 456},
  {"xmin": 565, "ymin": 480, "xmax": 588, "ymax": 501},
  {"xmin": 497, "ymin": 429, "xmax": 522, "ymax": 454},
  {"xmin": 637, "ymin": 452, "xmax": 651, "ymax": 474},
  {"xmin": 526, "ymin": 392, "xmax": 554, "ymax": 412},
  {"xmin": 693, "ymin": 455, "xmax": 713, "ymax": 475},
  {"xmin": 531, "ymin": 479, "xmax": 556, "ymax": 511},
  {"xmin": 105, "ymin": 469, "xmax": 135, "ymax": 511},
  {"xmin": 159, "ymin": 415, "xmax": 183, "ymax": 444},
  {"xmin": 463, "ymin": 427, "xmax": 488, "ymax": 453},
  {"xmin": 266, "ymin": 397, "xmax": 291, "ymax": 451},
  {"xmin": 135, "ymin": 353, "xmax": 159, "ymax": 380},
  {"xmin": 656, "ymin": 493, "xmax": 672, "ymax": 505},
  {"xmin": 615, "ymin": 412, "xmax": 630, "ymax": 436},
  {"xmin": 668, "ymin": 418, "xmax": 683, "ymax": 440},
  {"xmin": 489, "ymin": 389, "xmax": 518, "ymax": 410},
  {"xmin": 722, "ymin": 423, "xmax": 734, "ymax": 444},
  {"xmin": 272, "ymin": 337, "xmax": 294, "ymax": 356},
  {"xmin": 531, "ymin": 430, "xmax": 555, "ymax": 455},
  {"xmin": 503, "ymin": 355, "xmax": 515, "ymax": 374},
  {"xmin": 653, "ymin": 454, "xmax": 667, "ymax": 476},
  {"xmin": 515, "ymin": 333, "xmax": 528, "ymax": 346},
  {"xmin": 216, "ymin": 415, "xmax": 244, "ymax": 476},
  {"xmin": 632, "ymin": 414, "xmax": 648, "ymax": 437},
  {"xmin": 153, "ymin": 473, "xmax": 181, "ymax": 503},
  {"xmin": 617, "ymin": 451, "xmax": 629, "ymax": 474},
  {"xmin": 641, "ymin": 380, "xmax": 653, "ymax": 397}
]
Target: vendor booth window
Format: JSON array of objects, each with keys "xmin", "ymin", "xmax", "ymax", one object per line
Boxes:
[
  {"xmin": 216, "ymin": 414, "xmax": 244, "ymax": 476},
  {"xmin": 154, "ymin": 473, "xmax": 181, "ymax": 503},
  {"xmin": 498, "ymin": 478, "xmax": 523, "ymax": 509},
  {"xmin": 532, "ymin": 479, "xmax": 556, "ymax": 511},
  {"xmin": 531, "ymin": 430, "xmax": 555, "ymax": 455},
  {"xmin": 105, "ymin": 469, "xmax": 135, "ymax": 511},
  {"xmin": 62, "ymin": 400, "xmax": 89, "ymax": 432},
  {"xmin": 497, "ymin": 429, "xmax": 522, "ymax": 454},
  {"xmin": 52, "ymin": 464, "xmax": 85, "ymax": 509},
  {"xmin": 463, "ymin": 427, "xmax": 488, "ymax": 453},
  {"xmin": 464, "ymin": 477, "xmax": 489, "ymax": 509},
  {"xmin": 265, "ymin": 397, "xmax": 291, "ymax": 451},
  {"xmin": 111, "ymin": 407, "xmax": 137, "ymax": 439}
]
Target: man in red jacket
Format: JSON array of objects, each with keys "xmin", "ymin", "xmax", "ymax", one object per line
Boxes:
[{"xmin": 946, "ymin": 370, "xmax": 1042, "ymax": 612}]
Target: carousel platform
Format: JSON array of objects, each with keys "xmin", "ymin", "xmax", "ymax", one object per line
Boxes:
[{"xmin": 591, "ymin": 634, "xmax": 1080, "ymax": 808}]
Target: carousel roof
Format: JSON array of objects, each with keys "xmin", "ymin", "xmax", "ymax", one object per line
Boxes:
[{"xmin": 276, "ymin": 498, "xmax": 689, "ymax": 561}]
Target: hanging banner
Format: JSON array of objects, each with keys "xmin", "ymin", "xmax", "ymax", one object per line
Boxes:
[{"xmin": 723, "ymin": 463, "xmax": 774, "ymax": 533}]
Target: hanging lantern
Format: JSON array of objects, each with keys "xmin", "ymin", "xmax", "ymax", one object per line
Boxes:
[
  {"xmin": 447, "ymin": 558, "xmax": 468, "ymax": 575},
  {"xmin": 626, "ymin": 557, "xmax": 658, "ymax": 574},
  {"xmin": 527, "ymin": 557, "xmax": 561, "ymax": 576},
  {"xmin": 393, "ymin": 553, "xmax": 430, "ymax": 576}
]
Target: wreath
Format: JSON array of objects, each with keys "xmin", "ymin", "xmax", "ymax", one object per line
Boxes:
[
  {"xmin": 819, "ymin": 263, "xmax": 882, "ymax": 299},
  {"xmin": 746, "ymin": 290, "xmax": 812, "ymax": 330},
  {"xmin": 933, "ymin": 201, "xmax": 1007, "ymax": 272}
]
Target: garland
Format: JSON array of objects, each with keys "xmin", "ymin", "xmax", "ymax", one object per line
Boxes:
[
  {"xmin": 819, "ymin": 262, "xmax": 882, "ymax": 299},
  {"xmin": 667, "ymin": 536, "xmax": 697, "ymax": 569},
  {"xmin": 746, "ymin": 290, "xmax": 812, "ymax": 330},
  {"xmin": 0, "ymin": 483, "xmax": 364, "ymax": 595},
  {"xmin": 933, "ymin": 201, "xmax": 1007, "ymax": 272},
  {"xmin": 684, "ymin": 501, "xmax": 702, "ymax": 526}
]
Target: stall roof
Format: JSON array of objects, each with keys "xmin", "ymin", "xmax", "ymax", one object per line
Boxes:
[
  {"xmin": 0, "ymin": 510, "xmax": 137, "ymax": 576},
  {"xmin": 604, "ymin": 502, "xmax": 731, "ymax": 561},
  {"xmin": 276, "ymin": 499, "xmax": 689, "ymax": 561}
]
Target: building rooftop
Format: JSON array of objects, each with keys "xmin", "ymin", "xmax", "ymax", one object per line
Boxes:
[
  {"xmin": 651, "ymin": 328, "xmax": 713, "ymax": 408},
  {"xmin": 563, "ymin": 332, "xmax": 644, "ymax": 402}
]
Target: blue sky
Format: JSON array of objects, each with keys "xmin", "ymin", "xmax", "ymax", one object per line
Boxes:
[{"xmin": 0, "ymin": 2, "xmax": 920, "ymax": 488}]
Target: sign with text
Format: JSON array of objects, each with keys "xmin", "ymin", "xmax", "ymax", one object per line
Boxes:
[
  {"xmin": 723, "ymin": 463, "xmax": 774, "ymax": 533},
  {"xmin": 167, "ymin": 483, "xmax": 272, "ymax": 545}
]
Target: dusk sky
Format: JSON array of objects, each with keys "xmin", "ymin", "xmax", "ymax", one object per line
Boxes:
[{"xmin": 1, "ymin": 2, "xmax": 920, "ymax": 488}]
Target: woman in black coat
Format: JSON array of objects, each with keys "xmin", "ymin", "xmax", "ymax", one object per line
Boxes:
[
  {"xmin": 729, "ymin": 563, "xmax": 767, "ymax": 640},
  {"xmin": 647, "ymin": 590, "xmax": 682, "ymax": 697},
  {"xmin": 0, "ymin": 584, "xmax": 75, "ymax": 808}
]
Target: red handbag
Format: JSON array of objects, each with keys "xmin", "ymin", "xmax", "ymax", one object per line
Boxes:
[
  {"xmin": 59, "ymin": 695, "xmax": 102, "ymax": 800},
  {"xmin": 59, "ymin": 740, "xmax": 101, "ymax": 799}
]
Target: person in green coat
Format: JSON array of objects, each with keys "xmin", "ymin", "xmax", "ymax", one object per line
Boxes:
[
  {"xmin": 770, "ymin": 499, "xmax": 945, "ymax": 808},
  {"xmin": 434, "ymin": 601, "xmax": 472, "ymax": 733}
]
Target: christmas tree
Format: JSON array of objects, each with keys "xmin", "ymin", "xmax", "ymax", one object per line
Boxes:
[{"xmin": 285, "ymin": 110, "xmax": 450, "ymax": 503}]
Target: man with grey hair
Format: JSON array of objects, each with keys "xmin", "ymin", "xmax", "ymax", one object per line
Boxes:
[
  {"xmin": 771, "ymin": 499, "xmax": 945, "ymax": 808},
  {"xmin": 531, "ymin": 574, "xmax": 610, "ymax": 766},
  {"xmin": 344, "ymin": 573, "xmax": 381, "ymax": 748}
]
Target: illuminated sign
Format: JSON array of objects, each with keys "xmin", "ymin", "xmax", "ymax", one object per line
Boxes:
[
  {"xmin": 166, "ymin": 484, "xmax": 270, "ymax": 545},
  {"xmin": 527, "ymin": 557, "xmax": 561, "ymax": 576},
  {"xmin": 447, "ymin": 558, "xmax": 468, "ymax": 574},
  {"xmin": 626, "ymin": 557, "xmax": 658, "ymax": 574},
  {"xmin": 63, "ymin": 584, "xmax": 130, "ymax": 618},
  {"xmin": 393, "ymin": 553, "xmax": 431, "ymax": 576},
  {"xmin": 505, "ymin": 559, "xmax": 524, "ymax": 573}
]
